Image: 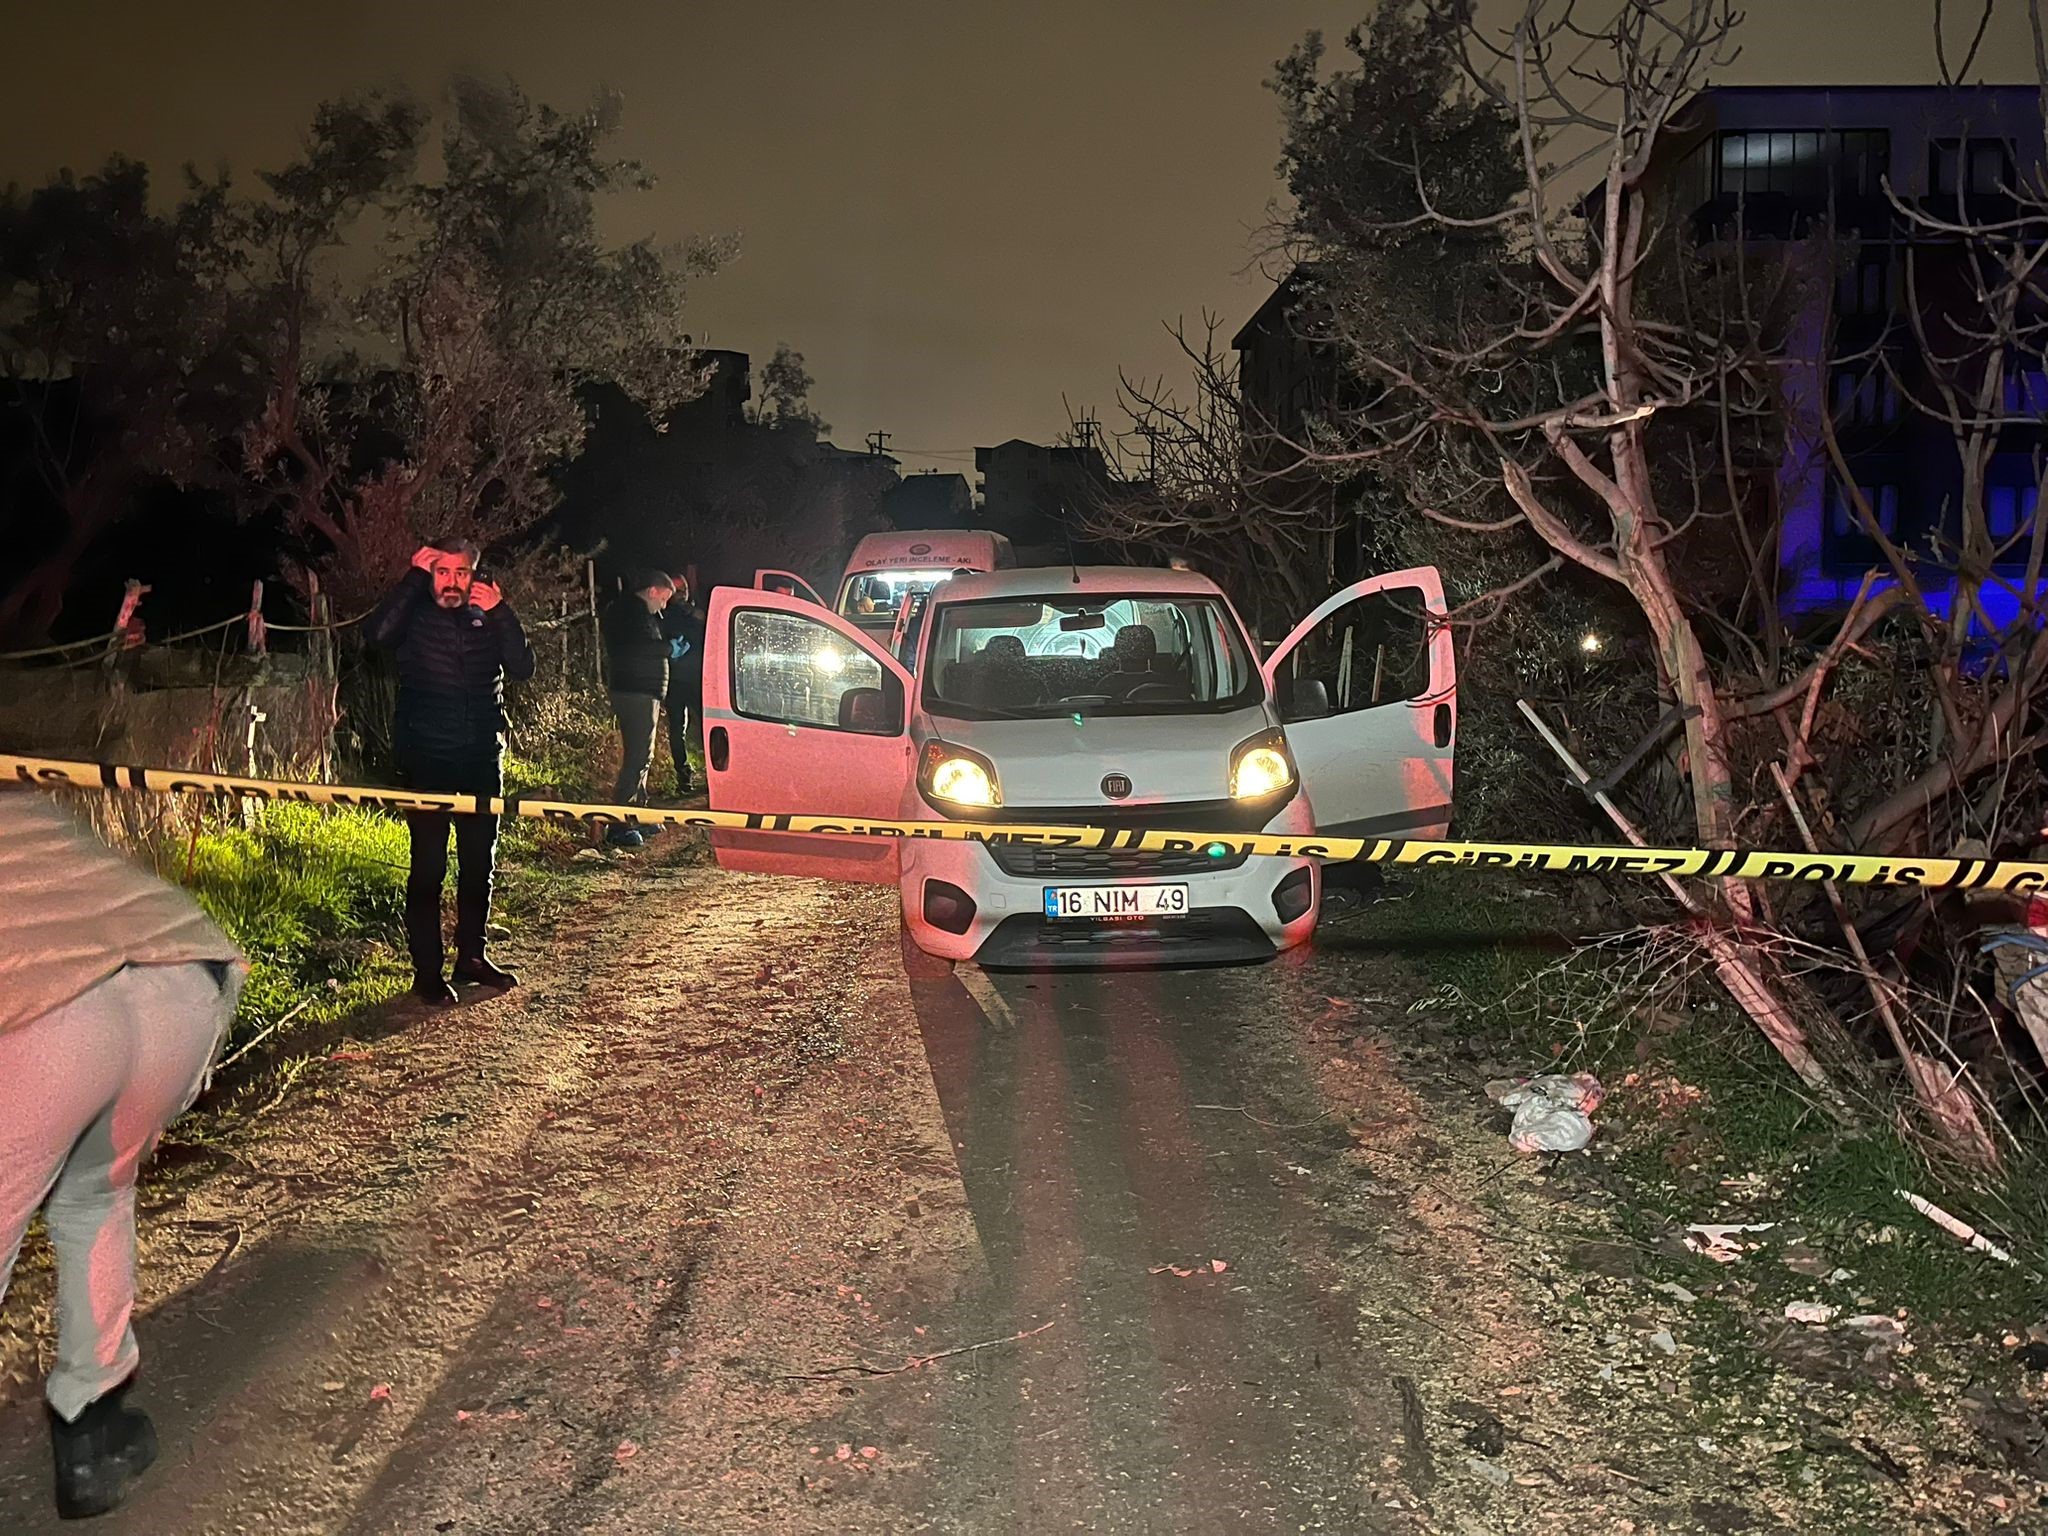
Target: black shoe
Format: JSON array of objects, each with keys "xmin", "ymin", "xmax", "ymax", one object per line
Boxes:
[
  {"xmin": 411, "ymin": 974, "xmax": 459, "ymax": 1006},
  {"xmin": 50, "ymin": 1379, "xmax": 157, "ymax": 1520},
  {"xmin": 453, "ymin": 955, "xmax": 519, "ymax": 990},
  {"xmin": 605, "ymin": 825, "xmax": 644, "ymax": 849}
]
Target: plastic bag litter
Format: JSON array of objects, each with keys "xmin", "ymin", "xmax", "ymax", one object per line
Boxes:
[{"xmin": 1485, "ymin": 1072, "xmax": 1605, "ymax": 1153}]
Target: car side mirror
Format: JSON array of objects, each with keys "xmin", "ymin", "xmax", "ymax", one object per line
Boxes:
[
  {"xmin": 1283, "ymin": 679, "xmax": 1330, "ymax": 722},
  {"xmin": 839, "ymin": 686, "xmax": 901, "ymax": 734}
]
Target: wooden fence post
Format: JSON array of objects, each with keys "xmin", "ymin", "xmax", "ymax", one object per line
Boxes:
[
  {"xmin": 305, "ymin": 571, "xmax": 337, "ymax": 783},
  {"xmin": 247, "ymin": 579, "xmax": 267, "ymax": 658},
  {"xmin": 103, "ymin": 579, "xmax": 149, "ymax": 673},
  {"xmin": 587, "ymin": 560, "xmax": 604, "ymax": 689}
]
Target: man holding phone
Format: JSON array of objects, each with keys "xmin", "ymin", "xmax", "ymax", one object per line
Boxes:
[{"xmin": 365, "ymin": 539, "xmax": 535, "ymax": 1003}]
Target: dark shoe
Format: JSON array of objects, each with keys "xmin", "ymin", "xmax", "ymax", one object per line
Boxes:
[
  {"xmin": 50, "ymin": 1380, "xmax": 157, "ymax": 1520},
  {"xmin": 605, "ymin": 826, "xmax": 644, "ymax": 849},
  {"xmin": 453, "ymin": 955, "xmax": 519, "ymax": 990},
  {"xmin": 411, "ymin": 974, "xmax": 459, "ymax": 1006}
]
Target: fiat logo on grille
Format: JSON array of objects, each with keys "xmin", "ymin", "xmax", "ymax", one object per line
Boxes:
[{"xmin": 1101, "ymin": 773, "xmax": 1132, "ymax": 800}]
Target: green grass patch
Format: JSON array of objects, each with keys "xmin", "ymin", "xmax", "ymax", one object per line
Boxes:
[
  {"xmin": 182, "ymin": 803, "xmax": 413, "ymax": 1056},
  {"xmin": 1346, "ymin": 874, "xmax": 2048, "ymax": 1331}
]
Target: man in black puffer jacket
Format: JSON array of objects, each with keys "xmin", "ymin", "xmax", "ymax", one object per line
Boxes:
[
  {"xmin": 365, "ymin": 539, "xmax": 535, "ymax": 1004},
  {"xmin": 600, "ymin": 569, "xmax": 680, "ymax": 848}
]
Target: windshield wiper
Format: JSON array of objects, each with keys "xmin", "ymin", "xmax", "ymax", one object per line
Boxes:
[{"xmin": 930, "ymin": 699, "xmax": 1046, "ymax": 721}]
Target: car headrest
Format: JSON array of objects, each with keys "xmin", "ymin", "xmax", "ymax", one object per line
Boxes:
[
  {"xmin": 1111, "ymin": 625, "xmax": 1157, "ymax": 661},
  {"xmin": 982, "ymin": 634, "xmax": 1027, "ymax": 660}
]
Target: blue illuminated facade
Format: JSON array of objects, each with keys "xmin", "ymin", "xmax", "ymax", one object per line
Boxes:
[{"xmin": 1651, "ymin": 86, "xmax": 2047, "ymax": 631}]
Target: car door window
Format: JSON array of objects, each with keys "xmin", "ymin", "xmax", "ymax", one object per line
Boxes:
[
  {"xmin": 1279, "ymin": 589, "xmax": 1431, "ymax": 714},
  {"xmin": 732, "ymin": 607, "xmax": 891, "ymax": 731}
]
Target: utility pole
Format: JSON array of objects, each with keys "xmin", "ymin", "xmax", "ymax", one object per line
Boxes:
[
  {"xmin": 1072, "ymin": 412, "xmax": 1099, "ymax": 453},
  {"xmin": 866, "ymin": 430, "xmax": 892, "ymax": 457},
  {"xmin": 1133, "ymin": 422, "xmax": 1159, "ymax": 482}
]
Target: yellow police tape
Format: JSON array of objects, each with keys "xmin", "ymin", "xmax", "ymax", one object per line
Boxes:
[{"xmin": 7, "ymin": 750, "xmax": 2047, "ymax": 893}]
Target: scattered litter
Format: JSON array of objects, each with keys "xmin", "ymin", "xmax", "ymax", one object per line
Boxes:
[
  {"xmin": 455, "ymin": 1410, "xmax": 471, "ymax": 1423},
  {"xmin": 833, "ymin": 1444, "xmax": 853, "ymax": 1461},
  {"xmin": 1653, "ymin": 1281, "xmax": 1698, "ymax": 1304},
  {"xmin": 1684, "ymin": 1223, "xmax": 1775, "ymax": 1263},
  {"xmin": 1895, "ymin": 1188, "xmax": 2014, "ymax": 1263},
  {"xmin": 1843, "ymin": 1314, "xmax": 1906, "ymax": 1338},
  {"xmin": 1465, "ymin": 1456, "xmax": 1512, "ymax": 1488},
  {"xmin": 368, "ymin": 1383, "xmax": 391, "ymax": 1402},
  {"xmin": 859, "ymin": 1446, "xmax": 879, "ymax": 1460},
  {"xmin": 320, "ymin": 1381, "xmax": 343, "ymax": 1393},
  {"xmin": 1486, "ymin": 1073, "xmax": 1605, "ymax": 1153},
  {"xmin": 1646, "ymin": 1329, "xmax": 1678, "ymax": 1355},
  {"xmin": 1147, "ymin": 1259, "xmax": 1228, "ymax": 1278},
  {"xmin": 614, "ymin": 1439, "xmax": 639, "ymax": 1463},
  {"xmin": 1210, "ymin": 1259, "xmax": 1229, "ymax": 1274},
  {"xmin": 1784, "ymin": 1301, "xmax": 1838, "ymax": 1326}
]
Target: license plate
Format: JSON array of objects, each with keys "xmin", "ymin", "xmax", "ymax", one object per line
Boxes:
[{"xmin": 1043, "ymin": 883, "xmax": 1190, "ymax": 920}]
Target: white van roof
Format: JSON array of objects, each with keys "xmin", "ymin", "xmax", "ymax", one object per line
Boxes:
[
  {"xmin": 843, "ymin": 530, "xmax": 1010, "ymax": 573},
  {"xmin": 936, "ymin": 566, "xmax": 1228, "ymax": 602}
]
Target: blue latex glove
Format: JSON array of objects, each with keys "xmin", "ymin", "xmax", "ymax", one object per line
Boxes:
[{"xmin": 668, "ymin": 637, "xmax": 692, "ymax": 660}]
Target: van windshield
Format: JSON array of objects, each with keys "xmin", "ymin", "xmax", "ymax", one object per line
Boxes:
[
  {"xmin": 838, "ymin": 568, "xmax": 957, "ymax": 623},
  {"xmin": 922, "ymin": 594, "xmax": 1262, "ymax": 719}
]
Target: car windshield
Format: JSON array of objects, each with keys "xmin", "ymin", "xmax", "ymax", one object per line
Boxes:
[
  {"xmin": 922, "ymin": 593, "xmax": 1261, "ymax": 719},
  {"xmin": 838, "ymin": 567, "xmax": 956, "ymax": 622}
]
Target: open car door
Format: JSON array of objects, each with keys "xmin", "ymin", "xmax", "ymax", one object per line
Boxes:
[
  {"xmin": 1263, "ymin": 567, "xmax": 1455, "ymax": 840},
  {"xmin": 703, "ymin": 588, "xmax": 915, "ymax": 883},
  {"xmin": 753, "ymin": 569, "xmax": 827, "ymax": 608}
]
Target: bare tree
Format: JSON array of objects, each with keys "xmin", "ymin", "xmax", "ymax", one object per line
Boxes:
[
  {"xmin": 1255, "ymin": 0, "xmax": 2048, "ymax": 1166},
  {"xmin": 1082, "ymin": 317, "xmax": 1344, "ymax": 633}
]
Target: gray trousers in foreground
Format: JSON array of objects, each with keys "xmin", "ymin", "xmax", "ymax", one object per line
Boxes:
[{"xmin": 0, "ymin": 960, "xmax": 242, "ymax": 1420}]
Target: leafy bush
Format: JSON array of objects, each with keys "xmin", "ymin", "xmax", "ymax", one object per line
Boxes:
[{"xmin": 506, "ymin": 685, "xmax": 615, "ymax": 801}]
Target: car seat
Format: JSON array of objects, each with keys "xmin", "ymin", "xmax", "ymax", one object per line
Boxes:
[{"xmin": 976, "ymin": 633, "xmax": 1045, "ymax": 708}]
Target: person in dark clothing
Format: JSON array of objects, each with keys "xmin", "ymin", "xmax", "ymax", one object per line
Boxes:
[
  {"xmin": 365, "ymin": 539, "xmax": 535, "ymax": 1004},
  {"xmin": 660, "ymin": 579, "xmax": 706, "ymax": 797},
  {"xmin": 600, "ymin": 569, "xmax": 678, "ymax": 848}
]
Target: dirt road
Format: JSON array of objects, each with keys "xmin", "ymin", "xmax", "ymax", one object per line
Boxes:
[{"xmin": 1, "ymin": 856, "xmax": 2035, "ymax": 1532}]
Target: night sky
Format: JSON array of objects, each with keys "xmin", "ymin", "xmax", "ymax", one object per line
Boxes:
[{"xmin": 0, "ymin": 1, "xmax": 2029, "ymax": 471}]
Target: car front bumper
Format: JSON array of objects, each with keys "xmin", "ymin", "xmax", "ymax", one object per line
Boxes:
[{"xmin": 898, "ymin": 811, "xmax": 1321, "ymax": 967}]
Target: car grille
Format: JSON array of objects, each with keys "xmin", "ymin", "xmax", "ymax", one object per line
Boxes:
[{"xmin": 982, "ymin": 843, "xmax": 1250, "ymax": 879}]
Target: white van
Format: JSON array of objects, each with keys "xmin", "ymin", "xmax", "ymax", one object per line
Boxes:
[
  {"xmin": 755, "ymin": 530, "xmax": 1015, "ymax": 644},
  {"xmin": 701, "ymin": 564, "xmax": 1455, "ymax": 967}
]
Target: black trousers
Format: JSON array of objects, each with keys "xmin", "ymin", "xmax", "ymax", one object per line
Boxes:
[
  {"xmin": 397, "ymin": 748, "xmax": 501, "ymax": 979},
  {"xmin": 666, "ymin": 690, "xmax": 700, "ymax": 791}
]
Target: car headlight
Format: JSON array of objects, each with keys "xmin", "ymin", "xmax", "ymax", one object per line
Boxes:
[
  {"xmin": 920, "ymin": 740, "xmax": 1002, "ymax": 808},
  {"xmin": 1229, "ymin": 729, "xmax": 1296, "ymax": 799}
]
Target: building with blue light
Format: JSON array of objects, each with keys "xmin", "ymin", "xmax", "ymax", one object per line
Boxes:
[{"xmin": 1649, "ymin": 85, "xmax": 2046, "ymax": 631}]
